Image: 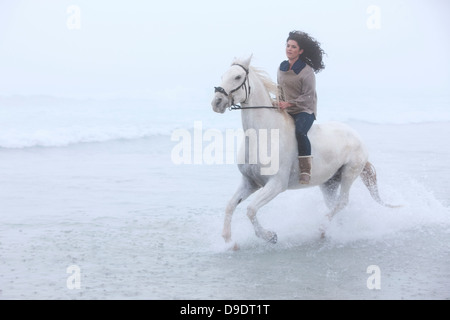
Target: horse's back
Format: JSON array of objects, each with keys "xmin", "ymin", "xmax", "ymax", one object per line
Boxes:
[{"xmin": 310, "ymin": 121, "xmax": 367, "ymax": 155}]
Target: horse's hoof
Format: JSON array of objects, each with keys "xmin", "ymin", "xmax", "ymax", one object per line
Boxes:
[
  {"xmin": 268, "ymin": 233, "xmax": 278, "ymax": 244},
  {"xmin": 227, "ymin": 242, "xmax": 241, "ymax": 251}
]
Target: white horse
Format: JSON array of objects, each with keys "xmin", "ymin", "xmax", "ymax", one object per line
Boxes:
[{"xmin": 211, "ymin": 56, "xmax": 397, "ymax": 245}]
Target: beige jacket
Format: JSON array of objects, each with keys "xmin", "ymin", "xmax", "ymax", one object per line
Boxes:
[{"xmin": 277, "ymin": 64, "xmax": 317, "ymax": 118}]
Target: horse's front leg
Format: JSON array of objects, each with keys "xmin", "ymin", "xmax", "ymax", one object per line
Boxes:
[
  {"xmin": 223, "ymin": 177, "xmax": 259, "ymax": 243},
  {"xmin": 247, "ymin": 179, "xmax": 285, "ymax": 243}
]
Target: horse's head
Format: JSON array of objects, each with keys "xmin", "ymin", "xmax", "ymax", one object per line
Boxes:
[{"xmin": 211, "ymin": 55, "xmax": 252, "ymax": 113}]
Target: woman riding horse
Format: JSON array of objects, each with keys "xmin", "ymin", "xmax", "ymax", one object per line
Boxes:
[{"xmin": 276, "ymin": 31, "xmax": 326, "ymax": 184}]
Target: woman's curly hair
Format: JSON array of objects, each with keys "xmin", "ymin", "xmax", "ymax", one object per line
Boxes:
[{"xmin": 287, "ymin": 31, "xmax": 326, "ymax": 73}]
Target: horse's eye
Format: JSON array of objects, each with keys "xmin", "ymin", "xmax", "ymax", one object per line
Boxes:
[{"xmin": 235, "ymin": 75, "xmax": 242, "ymax": 80}]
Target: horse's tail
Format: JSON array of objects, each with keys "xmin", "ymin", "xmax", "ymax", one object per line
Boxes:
[{"xmin": 360, "ymin": 162, "xmax": 402, "ymax": 208}]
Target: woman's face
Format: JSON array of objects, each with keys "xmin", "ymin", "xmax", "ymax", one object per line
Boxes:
[{"xmin": 286, "ymin": 40, "xmax": 303, "ymax": 61}]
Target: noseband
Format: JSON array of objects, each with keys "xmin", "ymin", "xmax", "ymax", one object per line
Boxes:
[{"xmin": 214, "ymin": 64, "xmax": 251, "ymax": 107}]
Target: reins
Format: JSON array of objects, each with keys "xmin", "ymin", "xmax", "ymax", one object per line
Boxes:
[
  {"xmin": 228, "ymin": 105, "xmax": 278, "ymax": 111},
  {"xmin": 215, "ymin": 64, "xmax": 278, "ymax": 112}
]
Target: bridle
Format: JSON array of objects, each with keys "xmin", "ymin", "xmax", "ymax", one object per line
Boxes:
[
  {"xmin": 214, "ymin": 64, "xmax": 251, "ymax": 107},
  {"xmin": 214, "ymin": 64, "xmax": 277, "ymax": 111}
]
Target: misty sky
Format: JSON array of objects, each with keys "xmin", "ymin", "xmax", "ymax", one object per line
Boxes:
[{"xmin": 0, "ymin": 0, "xmax": 449, "ymax": 99}]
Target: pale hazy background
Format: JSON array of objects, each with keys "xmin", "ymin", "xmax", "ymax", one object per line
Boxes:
[
  {"xmin": 0, "ymin": 0, "xmax": 449, "ymax": 100},
  {"xmin": 1, "ymin": 1, "xmax": 450, "ymax": 300}
]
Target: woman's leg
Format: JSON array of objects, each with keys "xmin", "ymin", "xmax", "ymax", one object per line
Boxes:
[
  {"xmin": 291, "ymin": 112, "xmax": 315, "ymax": 184},
  {"xmin": 292, "ymin": 112, "xmax": 315, "ymax": 156}
]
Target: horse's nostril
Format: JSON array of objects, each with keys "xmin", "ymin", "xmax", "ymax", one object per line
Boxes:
[{"xmin": 216, "ymin": 97, "xmax": 222, "ymax": 106}]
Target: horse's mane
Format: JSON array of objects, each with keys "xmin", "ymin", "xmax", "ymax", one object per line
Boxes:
[{"xmin": 249, "ymin": 66, "xmax": 279, "ymax": 99}]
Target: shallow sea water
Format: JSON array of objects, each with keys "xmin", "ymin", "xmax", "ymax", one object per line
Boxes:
[{"xmin": 0, "ymin": 121, "xmax": 449, "ymax": 300}]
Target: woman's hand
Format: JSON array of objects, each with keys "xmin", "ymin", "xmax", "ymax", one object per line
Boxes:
[{"xmin": 278, "ymin": 101, "xmax": 293, "ymax": 109}]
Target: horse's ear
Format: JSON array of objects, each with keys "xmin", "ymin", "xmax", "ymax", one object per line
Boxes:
[
  {"xmin": 242, "ymin": 54, "xmax": 253, "ymax": 68},
  {"xmin": 231, "ymin": 54, "xmax": 253, "ymax": 68}
]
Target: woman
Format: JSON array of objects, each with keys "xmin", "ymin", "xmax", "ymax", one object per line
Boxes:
[{"xmin": 276, "ymin": 30, "xmax": 325, "ymax": 184}]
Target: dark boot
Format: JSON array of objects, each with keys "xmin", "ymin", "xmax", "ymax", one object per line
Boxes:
[{"xmin": 298, "ymin": 156, "xmax": 312, "ymax": 184}]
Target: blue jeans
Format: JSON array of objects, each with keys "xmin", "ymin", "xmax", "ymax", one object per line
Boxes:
[{"xmin": 291, "ymin": 112, "xmax": 315, "ymax": 156}]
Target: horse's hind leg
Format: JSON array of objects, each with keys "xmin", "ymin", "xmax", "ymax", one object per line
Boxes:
[
  {"xmin": 223, "ymin": 177, "xmax": 259, "ymax": 243},
  {"xmin": 320, "ymin": 167, "xmax": 343, "ymax": 209},
  {"xmin": 327, "ymin": 163, "xmax": 363, "ymax": 220}
]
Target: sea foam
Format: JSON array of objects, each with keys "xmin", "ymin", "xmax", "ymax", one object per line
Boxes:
[{"xmin": 1, "ymin": 92, "xmax": 449, "ymax": 148}]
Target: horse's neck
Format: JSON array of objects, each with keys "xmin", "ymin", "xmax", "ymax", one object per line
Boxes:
[{"xmin": 241, "ymin": 74, "xmax": 286, "ymax": 131}]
